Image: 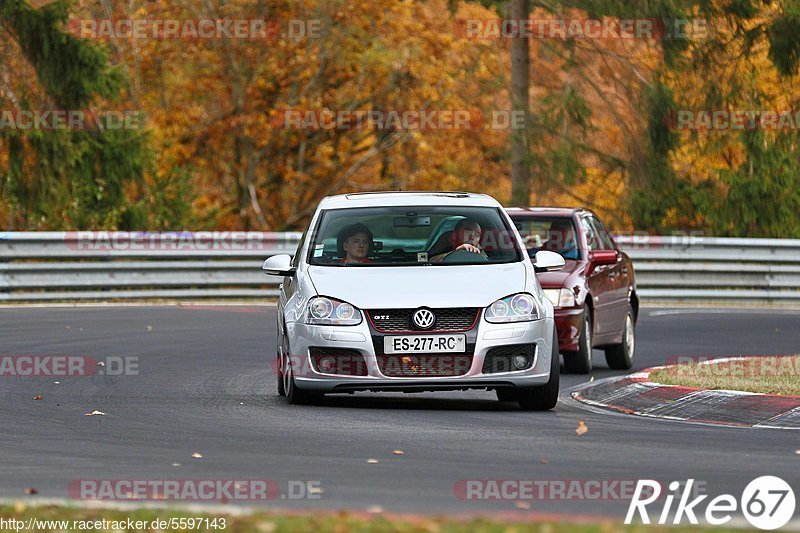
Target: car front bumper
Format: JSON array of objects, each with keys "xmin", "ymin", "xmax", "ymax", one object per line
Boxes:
[
  {"xmin": 286, "ymin": 316, "xmax": 555, "ymax": 394},
  {"xmin": 553, "ymin": 307, "xmax": 584, "ymax": 352}
]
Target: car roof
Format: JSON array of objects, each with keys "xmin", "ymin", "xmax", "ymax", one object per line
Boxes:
[
  {"xmin": 505, "ymin": 207, "xmax": 590, "ymax": 217},
  {"xmin": 318, "ymin": 191, "xmax": 500, "ymax": 209}
]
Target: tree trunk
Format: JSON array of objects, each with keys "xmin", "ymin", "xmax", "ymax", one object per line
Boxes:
[{"xmin": 509, "ymin": 0, "xmax": 531, "ymax": 206}]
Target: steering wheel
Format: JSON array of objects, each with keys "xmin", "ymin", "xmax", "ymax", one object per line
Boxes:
[{"xmin": 442, "ymin": 249, "xmax": 489, "ymax": 264}]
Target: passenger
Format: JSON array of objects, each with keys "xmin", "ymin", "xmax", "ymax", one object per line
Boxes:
[
  {"xmin": 430, "ymin": 219, "xmax": 485, "ymax": 262},
  {"xmin": 337, "ymin": 223, "xmax": 374, "ymax": 264}
]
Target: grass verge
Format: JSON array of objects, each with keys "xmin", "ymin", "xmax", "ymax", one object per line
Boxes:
[
  {"xmin": 648, "ymin": 355, "xmax": 800, "ymax": 396},
  {"xmin": 0, "ymin": 503, "xmax": 753, "ymax": 532}
]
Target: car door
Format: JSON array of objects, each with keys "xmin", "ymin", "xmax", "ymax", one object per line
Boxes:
[
  {"xmin": 588, "ymin": 216, "xmax": 628, "ymax": 337},
  {"xmin": 580, "ymin": 216, "xmax": 616, "ymax": 339}
]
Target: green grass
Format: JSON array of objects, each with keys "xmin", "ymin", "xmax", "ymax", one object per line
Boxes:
[
  {"xmin": 648, "ymin": 355, "xmax": 800, "ymax": 396},
  {"xmin": 0, "ymin": 503, "xmax": 752, "ymax": 532}
]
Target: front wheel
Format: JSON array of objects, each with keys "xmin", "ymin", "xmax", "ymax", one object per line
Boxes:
[
  {"xmin": 563, "ymin": 306, "xmax": 592, "ymax": 374},
  {"xmin": 604, "ymin": 308, "xmax": 635, "ymax": 370},
  {"xmin": 276, "ymin": 353, "xmax": 286, "ymax": 396},
  {"xmin": 276, "ymin": 328, "xmax": 286, "ymax": 396},
  {"xmin": 516, "ymin": 330, "xmax": 560, "ymax": 411},
  {"xmin": 495, "ymin": 388, "xmax": 517, "ymax": 402},
  {"xmin": 284, "ymin": 353, "xmax": 323, "ymax": 405}
]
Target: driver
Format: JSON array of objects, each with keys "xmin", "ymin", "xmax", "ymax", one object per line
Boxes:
[
  {"xmin": 543, "ymin": 220, "xmax": 576, "ymax": 257},
  {"xmin": 337, "ymin": 223, "xmax": 373, "ymax": 264},
  {"xmin": 431, "ymin": 219, "xmax": 486, "ymax": 262}
]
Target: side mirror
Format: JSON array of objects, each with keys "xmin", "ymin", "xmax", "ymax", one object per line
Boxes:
[
  {"xmin": 533, "ymin": 250, "xmax": 565, "ymax": 273},
  {"xmin": 589, "ymin": 250, "xmax": 618, "ymax": 266},
  {"xmin": 262, "ymin": 254, "xmax": 295, "ymax": 276}
]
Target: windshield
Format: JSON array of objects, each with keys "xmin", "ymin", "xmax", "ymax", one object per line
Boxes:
[
  {"xmin": 511, "ymin": 216, "xmax": 581, "ymax": 260},
  {"xmin": 307, "ymin": 206, "xmax": 523, "ymax": 266}
]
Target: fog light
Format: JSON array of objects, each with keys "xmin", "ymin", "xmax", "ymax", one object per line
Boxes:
[
  {"xmin": 512, "ymin": 355, "xmax": 530, "ymax": 370},
  {"xmin": 319, "ymin": 356, "xmax": 336, "ymax": 373}
]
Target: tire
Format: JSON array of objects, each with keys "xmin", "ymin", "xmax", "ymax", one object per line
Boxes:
[
  {"xmin": 283, "ymin": 351, "xmax": 323, "ymax": 405},
  {"xmin": 516, "ymin": 329, "xmax": 560, "ymax": 411},
  {"xmin": 495, "ymin": 388, "xmax": 517, "ymax": 402},
  {"xmin": 563, "ymin": 306, "xmax": 593, "ymax": 374},
  {"xmin": 604, "ymin": 308, "xmax": 635, "ymax": 370},
  {"xmin": 277, "ymin": 353, "xmax": 286, "ymax": 396},
  {"xmin": 276, "ymin": 330, "xmax": 286, "ymax": 396}
]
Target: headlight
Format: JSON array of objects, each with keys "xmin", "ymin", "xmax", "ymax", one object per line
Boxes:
[
  {"xmin": 484, "ymin": 293, "xmax": 540, "ymax": 323},
  {"xmin": 543, "ymin": 288, "xmax": 576, "ymax": 308},
  {"xmin": 305, "ymin": 297, "xmax": 362, "ymax": 326}
]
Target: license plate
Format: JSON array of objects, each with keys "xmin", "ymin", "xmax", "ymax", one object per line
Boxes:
[{"xmin": 384, "ymin": 334, "xmax": 466, "ymax": 354}]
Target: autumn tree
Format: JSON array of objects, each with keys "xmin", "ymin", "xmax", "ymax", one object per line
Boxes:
[{"xmin": 0, "ymin": 0, "xmax": 149, "ymax": 229}]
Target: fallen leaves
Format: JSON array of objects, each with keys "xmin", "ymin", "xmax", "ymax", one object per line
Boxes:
[
  {"xmin": 84, "ymin": 410, "xmax": 106, "ymax": 416},
  {"xmin": 367, "ymin": 451, "xmax": 406, "ymax": 463},
  {"xmin": 575, "ymin": 420, "xmax": 588, "ymax": 436}
]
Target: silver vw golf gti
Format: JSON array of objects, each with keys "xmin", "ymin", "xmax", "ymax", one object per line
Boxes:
[{"xmin": 262, "ymin": 192, "xmax": 565, "ymax": 410}]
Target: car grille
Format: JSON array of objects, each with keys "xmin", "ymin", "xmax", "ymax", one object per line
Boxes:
[
  {"xmin": 482, "ymin": 344, "xmax": 536, "ymax": 374},
  {"xmin": 309, "ymin": 347, "xmax": 368, "ymax": 376},
  {"xmin": 367, "ymin": 308, "xmax": 480, "ymax": 333},
  {"xmin": 377, "ymin": 354, "xmax": 473, "ymax": 377}
]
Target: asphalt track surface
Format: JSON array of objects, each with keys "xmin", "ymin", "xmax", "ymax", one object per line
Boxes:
[{"xmin": 1, "ymin": 305, "xmax": 799, "ymax": 519}]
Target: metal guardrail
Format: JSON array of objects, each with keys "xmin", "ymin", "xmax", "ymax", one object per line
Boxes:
[
  {"xmin": 0, "ymin": 232, "xmax": 798, "ymax": 303},
  {"xmin": 614, "ymin": 235, "xmax": 800, "ymax": 303},
  {"xmin": 0, "ymin": 232, "xmax": 300, "ymax": 301}
]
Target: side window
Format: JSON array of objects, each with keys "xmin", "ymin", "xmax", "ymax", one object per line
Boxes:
[
  {"xmin": 580, "ymin": 218, "xmax": 600, "ymax": 251},
  {"xmin": 589, "ymin": 217, "xmax": 615, "ymax": 250},
  {"xmin": 291, "ymin": 232, "xmax": 307, "ymax": 268}
]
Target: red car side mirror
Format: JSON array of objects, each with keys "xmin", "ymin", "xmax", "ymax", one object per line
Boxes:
[{"xmin": 589, "ymin": 250, "xmax": 618, "ymax": 266}]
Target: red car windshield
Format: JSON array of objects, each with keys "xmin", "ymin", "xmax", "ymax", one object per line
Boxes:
[{"xmin": 512, "ymin": 217, "xmax": 581, "ymax": 260}]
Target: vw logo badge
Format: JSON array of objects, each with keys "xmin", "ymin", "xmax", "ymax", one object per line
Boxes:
[{"xmin": 412, "ymin": 308, "xmax": 436, "ymax": 330}]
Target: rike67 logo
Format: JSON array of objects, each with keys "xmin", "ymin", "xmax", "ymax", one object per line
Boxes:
[{"xmin": 626, "ymin": 477, "xmax": 795, "ymax": 530}]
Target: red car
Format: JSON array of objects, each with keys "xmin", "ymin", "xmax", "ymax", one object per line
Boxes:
[{"xmin": 506, "ymin": 208, "xmax": 638, "ymax": 374}]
